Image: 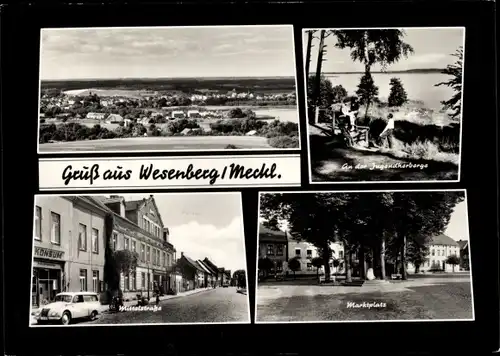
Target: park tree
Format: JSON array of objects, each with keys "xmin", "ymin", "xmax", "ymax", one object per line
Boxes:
[
  {"xmin": 332, "ymin": 85, "xmax": 348, "ymax": 103},
  {"xmin": 304, "ymin": 30, "xmax": 318, "ymax": 88},
  {"xmin": 355, "ymin": 72, "xmax": 379, "ymax": 118},
  {"xmin": 258, "ymin": 257, "xmax": 274, "ymax": 278},
  {"xmin": 388, "ymin": 77, "xmax": 409, "ymax": 107},
  {"xmin": 311, "ymin": 257, "xmax": 324, "ymax": 278},
  {"xmin": 446, "ymin": 254, "xmax": 460, "ymax": 272},
  {"xmin": 114, "ymin": 249, "xmax": 139, "ymax": 276},
  {"xmin": 228, "ymin": 107, "xmax": 245, "ymax": 119},
  {"xmin": 435, "ymin": 46, "xmax": 463, "ymax": 120},
  {"xmin": 405, "ymin": 240, "xmax": 429, "ymax": 274},
  {"xmin": 288, "ymin": 257, "xmax": 301, "ymax": 279}
]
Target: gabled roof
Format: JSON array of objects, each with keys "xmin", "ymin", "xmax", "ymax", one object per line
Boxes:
[
  {"xmin": 431, "ymin": 234, "xmax": 459, "ymax": 247},
  {"xmin": 457, "ymin": 240, "xmax": 468, "ymax": 250},
  {"xmin": 181, "ymin": 254, "xmax": 205, "ymax": 273},
  {"xmin": 125, "ymin": 196, "xmax": 165, "ymax": 228},
  {"xmin": 196, "ymin": 260, "xmax": 214, "ymax": 275},
  {"xmin": 202, "ymin": 258, "xmax": 219, "ymax": 274},
  {"xmin": 259, "ymin": 224, "xmax": 288, "ymax": 242}
]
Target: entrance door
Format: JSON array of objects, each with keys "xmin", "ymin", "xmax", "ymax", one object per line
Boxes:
[{"xmin": 39, "ymin": 280, "xmax": 50, "ymax": 305}]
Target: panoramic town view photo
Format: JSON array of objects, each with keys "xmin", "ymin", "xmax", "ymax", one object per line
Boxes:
[
  {"xmin": 256, "ymin": 190, "xmax": 473, "ymax": 322},
  {"xmin": 38, "ymin": 25, "xmax": 299, "ymax": 153},
  {"xmin": 304, "ymin": 27, "xmax": 464, "ymax": 182},
  {"xmin": 30, "ymin": 193, "xmax": 249, "ymax": 326}
]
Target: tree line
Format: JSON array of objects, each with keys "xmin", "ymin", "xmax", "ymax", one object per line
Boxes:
[{"xmin": 259, "ymin": 191, "xmax": 464, "ymax": 282}]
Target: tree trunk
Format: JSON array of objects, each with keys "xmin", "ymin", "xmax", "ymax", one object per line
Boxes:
[
  {"xmin": 312, "ymin": 30, "xmax": 326, "ymax": 124},
  {"xmin": 380, "ymin": 238, "xmax": 386, "ymax": 280},
  {"xmin": 345, "ymin": 250, "xmax": 352, "ymax": 283},
  {"xmin": 415, "ymin": 264, "xmax": 420, "ymax": 274},
  {"xmin": 305, "ymin": 31, "xmax": 314, "ymax": 88},
  {"xmin": 401, "ymin": 235, "xmax": 407, "ymax": 280},
  {"xmin": 359, "ymin": 243, "xmax": 366, "ymax": 280},
  {"xmin": 322, "ymin": 243, "xmax": 331, "ymax": 282}
]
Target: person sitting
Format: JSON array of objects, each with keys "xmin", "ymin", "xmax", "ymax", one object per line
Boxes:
[
  {"xmin": 341, "ymin": 96, "xmax": 360, "ymax": 131},
  {"xmin": 377, "ymin": 113, "xmax": 395, "ymax": 148}
]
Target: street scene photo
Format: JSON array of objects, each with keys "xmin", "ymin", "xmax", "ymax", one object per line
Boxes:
[
  {"xmin": 30, "ymin": 192, "xmax": 249, "ymax": 326},
  {"xmin": 304, "ymin": 27, "xmax": 464, "ymax": 182},
  {"xmin": 38, "ymin": 25, "xmax": 299, "ymax": 153},
  {"xmin": 256, "ymin": 190, "xmax": 473, "ymax": 322}
]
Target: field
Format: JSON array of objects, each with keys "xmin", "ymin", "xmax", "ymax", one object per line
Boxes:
[
  {"xmin": 38, "ymin": 136, "xmax": 272, "ymax": 152},
  {"xmin": 41, "ymin": 77, "xmax": 297, "ymax": 95}
]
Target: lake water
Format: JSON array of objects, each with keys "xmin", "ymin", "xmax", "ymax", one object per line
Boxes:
[{"xmin": 325, "ymin": 73, "xmax": 455, "ymax": 110}]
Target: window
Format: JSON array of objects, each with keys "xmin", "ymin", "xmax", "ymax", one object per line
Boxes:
[
  {"xmin": 152, "ymin": 249, "xmax": 157, "ymax": 266},
  {"xmin": 92, "ymin": 228, "xmax": 99, "ymax": 253},
  {"xmin": 339, "ymin": 250, "xmax": 344, "ymax": 259},
  {"xmin": 124, "ymin": 274, "xmax": 130, "ymax": 291},
  {"xmin": 92, "ymin": 270, "xmax": 99, "ymax": 292},
  {"xmin": 141, "ymin": 243, "xmax": 145, "ymax": 262},
  {"xmin": 79, "ymin": 269, "xmax": 87, "ymax": 291},
  {"xmin": 307, "ymin": 263, "xmax": 312, "ymax": 271},
  {"xmin": 78, "ymin": 224, "xmax": 87, "ymax": 251},
  {"xmin": 83, "ymin": 294, "xmax": 98, "ymax": 302},
  {"xmin": 143, "ymin": 217, "xmax": 147, "ymax": 230},
  {"xmin": 35, "ymin": 206, "xmax": 42, "ymax": 240},
  {"xmin": 156, "ymin": 249, "xmax": 160, "ymax": 265},
  {"xmin": 163, "ymin": 252, "xmax": 167, "ymax": 267},
  {"xmin": 50, "ymin": 212, "xmax": 61, "ymax": 244},
  {"xmin": 141, "ymin": 272, "xmax": 146, "ymax": 288},
  {"xmin": 276, "ymin": 261, "xmax": 283, "ymax": 272},
  {"xmin": 124, "ymin": 237, "xmax": 129, "ymax": 250},
  {"xmin": 131, "ymin": 240, "xmax": 136, "ymax": 253},
  {"xmin": 112, "ymin": 232, "xmax": 118, "ymax": 250},
  {"xmin": 266, "ymin": 244, "xmax": 274, "ymax": 256},
  {"xmin": 146, "ymin": 246, "xmax": 151, "ymax": 263},
  {"xmin": 131, "ymin": 272, "xmax": 137, "ymax": 290},
  {"xmin": 276, "ymin": 245, "xmax": 284, "ymax": 256},
  {"xmin": 431, "ymin": 249, "xmax": 435, "ymax": 256},
  {"xmin": 306, "ymin": 249, "xmax": 312, "ymax": 257},
  {"xmin": 295, "ymin": 248, "xmax": 301, "ymax": 256}
]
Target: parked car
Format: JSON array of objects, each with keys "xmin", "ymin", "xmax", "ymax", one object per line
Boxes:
[
  {"xmin": 222, "ymin": 281, "xmax": 229, "ymax": 288},
  {"xmin": 34, "ymin": 292, "xmax": 101, "ymax": 325}
]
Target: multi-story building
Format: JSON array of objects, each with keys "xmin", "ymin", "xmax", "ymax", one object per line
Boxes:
[
  {"xmin": 288, "ymin": 235, "xmax": 345, "ymax": 275},
  {"xmin": 96, "ymin": 195, "xmax": 176, "ymax": 300},
  {"xmin": 32, "ymin": 196, "xmax": 107, "ymax": 308},
  {"xmin": 176, "ymin": 253, "xmax": 205, "ymax": 291},
  {"xmin": 407, "ymin": 234, "xmax": 461, "ymax": 273},
  {"xmin": 197, "ymin": 260, "xmax": 217, "ymax": 288},
  {"xmin": 202, "ymin": 258, "xmax": 220, "ymax": 286},
  {"xmin": 258, "ymin": 224, "xmax": 288, "ymax": 277}
]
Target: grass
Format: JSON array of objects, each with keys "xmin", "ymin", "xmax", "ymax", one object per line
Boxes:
[{"xmin": 257, "ymin": 282, "xmax": 473, "ymax": 321}]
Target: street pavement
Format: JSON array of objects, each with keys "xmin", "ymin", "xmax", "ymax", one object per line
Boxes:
[
  {"xmin": 256, "ymin": 274, "xmax": 473, "ymax": 322},
  {"xmin": 89, "ymin": 286, "xmax": 249, "ymax": 324}
]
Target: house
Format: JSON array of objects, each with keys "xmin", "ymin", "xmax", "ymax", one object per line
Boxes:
[
  {"xmin": 94, "ymin": 195, "xmax": 176, "ymax": 301},
  {"xmin": 288, "ymin": 235, "xmax": 345, "ymax": 276},
  {"xmin": 171, "ymin": 111, "xmax": 185, "ymax": 119},
  {"xmin": 202, "ymin": 258, "xmax": 221, "ymax": 287},
  {"xmin": 197, "ymin": 260, "xmax": 217, "ymax": 288},
  {"xmin": 32, "ymin": 196, "xmax": 108, "ymax": 308},
  {"xmin": 258, "ymin": 224, "xmax": 288, "ymax": 277},
  {"xmin": 245, "ymin": 130, "xmax": 257, "ymax": 136},
  {"xmin": 408, "ymin": 234, "xmax": 461, "ymax": 273},
  {"xmin": 106, "ymin": 114, "xmax": 124, "ymax": 123},
  {"xmin": 177, "ymin": 253, "xmax": 206, "ymax": 291},
  {"xmin": 123, "ymin": 118, "xmax": 133, "ymax": 127},
  {"xmin": 218, "ymin": 267, "xmax": 227, "ymax": 285},
  {"xmin": 86, "ymin": 112, "xmax": 107, "ymax": 120},
  {"xmin": 187, "ymin": 110, "xmax": 201, "ymax": 118},
  {"xmin": 457, "ymin": 240, "xmax": 470, "ymax": 271}
]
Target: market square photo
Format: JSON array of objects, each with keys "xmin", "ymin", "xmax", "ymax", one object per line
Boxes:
[
  {"xmin": 37, "ymin": 25, "xmax": 299, "ymax": 153},
  {"xmin": 30, "ymin": 192, "xmax": 249, "ymax": 326},
  {"xmin": 304, "ymin": 27, "xmax": 465, "ymax": 183},
  {"xmin": 256, "ymin": 189, "xmax": 473, "ymax": 323}
]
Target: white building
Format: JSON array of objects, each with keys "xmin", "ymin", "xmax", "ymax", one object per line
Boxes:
[
  {"xmin": 187, "ymin": 110, "xmax": 201, "ymax": 118},
  {"xmin": 86, "ymin": 112, "xmax": 107, "ymax": 120},
  {"xmin": 407, "ymin": 234, "xmax": 461, "ymax": 273},
  {"xmin": 171, "ymin": 111, "xmax": 185, "ymax": 119}
]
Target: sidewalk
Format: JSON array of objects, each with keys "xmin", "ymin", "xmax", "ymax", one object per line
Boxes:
[{"xmin": 30, "ymin": 287, "xmax": 214, "ymax": 324}]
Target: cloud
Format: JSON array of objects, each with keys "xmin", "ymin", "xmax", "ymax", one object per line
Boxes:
[
  {"xmin": 169, "ymin": 217, "xmax": 246, "ymax": 272},
  {"xmin": 409, "ymin": 53, "xmax": 448, "ymax": 65}
]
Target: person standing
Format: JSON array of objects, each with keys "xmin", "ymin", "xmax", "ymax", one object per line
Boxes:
[
  {"xmin": 378, "ymin": 113, "xmax": 395, "ymax": 148},
  {"xmin": 348, "ymin": 96, "xmax": 360, "ymax": 130}
]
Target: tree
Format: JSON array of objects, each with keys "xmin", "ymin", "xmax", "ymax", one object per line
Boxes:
[
  {"xmin": 332, "ymin": 259, "xmax": 340, "ymax": 274},
  {"xmin": 304, "ymin": 30, "xmax": 318, "ymax": 88},
  {"xmin": 446, "ymin": 254, "xmax": 460, "ymax": 272},
  {"xmin": 311, "ymin": 257, "xmax": 324, "ymax": 278},
  {"xmin": 435, "ymin": 46, "xmax": 463, "ymax": 120},
  {"xmin": 332, "ymin": 85, "xmax": 348, "ymax": 103},
  {"xmin": 355, "ymin": 72, "xmax": 379, "ymax": 118},
  {"xmin": 288, "ymin": 257, "xmax": 301, "ymax": 279},
  {"xmin": 233, "ymin": 269, "xmax": 246, "ymax": 288},
  {"xmin": 243, "ymin": 109, "xmax": 256, "ymax": 119},
  {"xmin": 307, "ymin": 75, "xmax": 335, "ymax": 122},
  {"xmin": 228, "ymin": 108, "xmax": 245, "ymax": 119},
  {"xmin": 103, "ymin": 213, "xmax": 120, "ymax": 298},
  {"xmin": 388, "ymin": 77, "xmax": 408, "ymax": 107},
  {"xmin": 406, "ymin": 240, "xmax": 429, "ymax": 274}
]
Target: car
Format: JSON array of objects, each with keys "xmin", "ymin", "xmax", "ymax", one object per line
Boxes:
[
  {"xmin": 34, "ymin": 292, "xmax": 101, "ymax": 325},
  {"xmin": 222, "ymin": 282, "xmax": 229, "ymax": 288}
]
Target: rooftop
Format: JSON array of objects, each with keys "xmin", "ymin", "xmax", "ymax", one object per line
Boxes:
[
  {"xmin": 431, "ymin": 234, "xmax": 459, "ymax": 247},
  {"xmin": 259, "ymin": 223, "xmax": 288, "ymax": 242}
]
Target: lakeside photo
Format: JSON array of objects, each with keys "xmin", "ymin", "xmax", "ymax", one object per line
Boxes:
[
  {"xmin": 37, "ymin": 25, "xmax": 299, "ymax": 153},
  {"xmin": 30, "ymin": 193, "xmax": 249, "ymax": 326},
  {"xmin": 256, "ymin": 190, "xmax": 473, "ymax": 323},
  {"xmin": 304, "ymin": 27, "xmax": 465, "ymax": 182}
]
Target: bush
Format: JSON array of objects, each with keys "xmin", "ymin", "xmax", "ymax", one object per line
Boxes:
[
  {"xmin": 268, "ymin": 135, "xmax": 299, "ymax": 148},
  {"xmin": 388, "ymin": 77, "xmax": 409, "ymax": 107},
  {"xmin": 225, "ymin": 144, "xmax": 238, "ymax": 149}
]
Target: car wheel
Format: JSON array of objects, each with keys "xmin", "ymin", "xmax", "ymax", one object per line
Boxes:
[
  {"xmin": 89, "ymin": 311, "xmax": 98, "ymax": 321},
  {"xmin": 61, "ymin": 311, "xmax": 72, "ymax": 325}
]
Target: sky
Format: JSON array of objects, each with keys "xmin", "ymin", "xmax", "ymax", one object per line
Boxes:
[
  {"xmin": 40, "ymin": 26, "xmax": 295, "ymax": 80},
  {"xmin": 305, "ymin": 27, "xmax": 465, "ymax": 73},
  {"xmin": 121, "ymin": 193, "xmax": 247, "ymax": 273}
]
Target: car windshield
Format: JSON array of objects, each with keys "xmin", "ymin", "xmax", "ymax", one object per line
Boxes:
[{"xmin": 54, "ymin": 294, "xmax": 73, "ymax": 303}]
